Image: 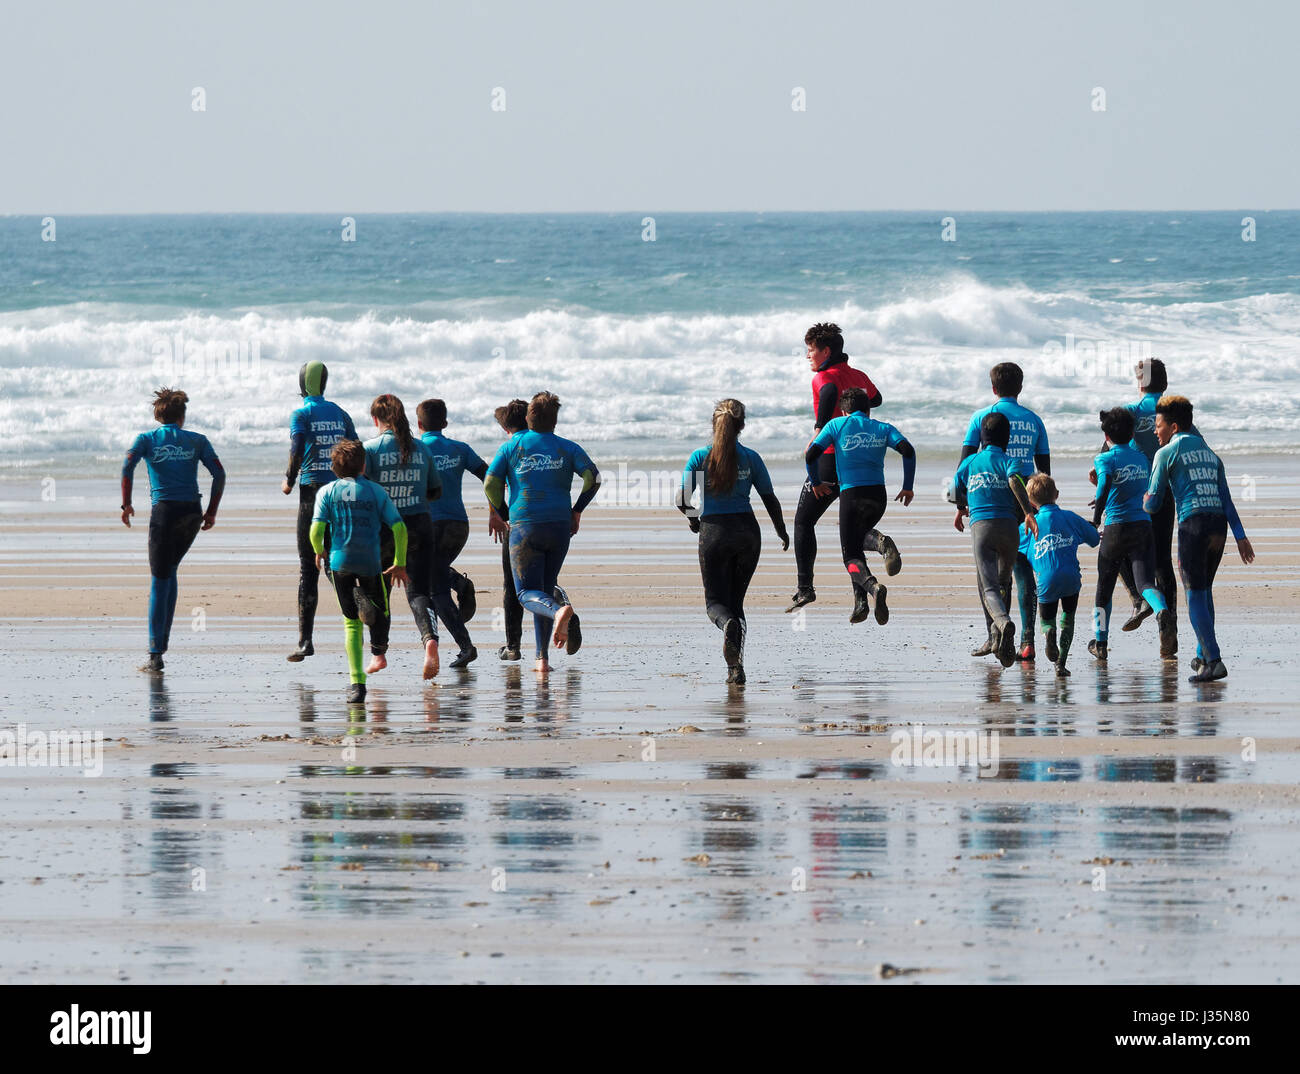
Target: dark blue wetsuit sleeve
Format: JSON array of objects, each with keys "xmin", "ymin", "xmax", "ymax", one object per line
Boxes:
[
  {"xmin": 121, "ymin": 434, "xmax": 148, "ymax": 506},
  {"xmin": 343, "ymin": 412, "xmax": 357, "ymax": 440},
  {"xmin": 814, "ymin": 383, "xmax": 840, "ymax": 430},
  {"xmin": 466, "ymin": 445, "xmax": 489, "ymax": 483},
  {"xmin": 571, "ymin": 444, "xmax": 601, "ymax": 513},
  {"xmin": 426, "ymin": 449, "xmax": 442, "ymax": 501},
  {"xmin": 894, "ymin": 438, "xmax": 917, "ymax": 490},
  {"xmin": 953, "ymin": 459, "xmax": 970, "ymax": 510},
  {"xmin": 1218, "ymin": 461, "xmax": 1246, "ymax": 541},
  {"xmin": 200, "ymin": 438, "xmax": 226, "ymax": 514}
]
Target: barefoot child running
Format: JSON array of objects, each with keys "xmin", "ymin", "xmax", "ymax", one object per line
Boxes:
[
  {"xmin": 1019, "ymin": 475, "xmax": 1099, "ymax": 677},
  {"xmin": 121, "ymin": 388, "xmax": 226, "ymax": 673},
  {"xmin": 804, "ymin": 387, "xmax": 914, "ymax": 625},
  {"xmin": 310, "ymin": 439, "xmax": 409, "ymax": 704}
]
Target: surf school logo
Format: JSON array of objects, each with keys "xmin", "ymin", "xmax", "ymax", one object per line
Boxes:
[
  {"xmin": 842, "ymin": 432, "xmax": 886, "ymax": 451},
  {"xmin": 966, "ymin": 472, "xmax": 1006, "ymax": 492},
  {"xmin": 1114, "ymin": 463, "xmax": 1148, "ymax": 484},
  {"xmin": 152, "ymin": 444, "xmax": 196, "ymax": 462},
  {"xmin": 1033, "ymin": 532, "xmax": 1075, "ymax": 557},
  {"xmin": 433, "ymin": 455, "xmax": 460, "ymax": 471},
  {"xmin": 1136, "ymin": 415, "xmax": 1155, "ymax": 433},
  {"xmin": 516, "ymin": 453, "xmax": 565, "ymax": 474}
]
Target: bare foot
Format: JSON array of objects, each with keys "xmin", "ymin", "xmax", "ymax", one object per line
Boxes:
[
  {"xmin": 422, "ymin": 639, "xmax": 440, "ymax": 680},
  {"xmin": 552, "ymin": 604, "xmax": 574, "ymax": 649},
  {"xmin": 365, "ymin": 652, "xmax": 387, "ymax": 675},
  {"xmin": 534, "ymin": 658, "xmax": 551, "ymax": 675}
]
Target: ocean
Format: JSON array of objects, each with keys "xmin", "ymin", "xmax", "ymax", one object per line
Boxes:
[{"xmin": 2, "ymin": 211, "xmax": 1297, "ymax": 479}]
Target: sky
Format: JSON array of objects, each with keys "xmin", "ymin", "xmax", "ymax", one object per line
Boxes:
[{"xmin": 2, "ymin": 0, "xmax": 1296, "ymax": 213}]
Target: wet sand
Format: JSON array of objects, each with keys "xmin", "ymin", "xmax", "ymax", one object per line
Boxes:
[{"xmin": 2, "ymin": 454, "xmax": 1299, "ymax": 983}]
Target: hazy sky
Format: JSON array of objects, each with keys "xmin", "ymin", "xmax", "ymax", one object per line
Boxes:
[{"xmin": 4, "ymin": 0, "xmax": 1296, "ymax": 212}]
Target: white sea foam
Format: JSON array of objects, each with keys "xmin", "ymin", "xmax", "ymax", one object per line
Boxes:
[{"xmin": 2, "ymin": 279, "xmax": 1298, "ymax": 458}]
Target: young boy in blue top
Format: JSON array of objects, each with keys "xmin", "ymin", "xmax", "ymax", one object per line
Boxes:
[
  {"xmin": 805, "ymin": 387, "xmax": 914, "ymax": 625},
  {"xmin": 960, "ymin": 362, "xmax": 1051, "ymax": 661},
  {"xmin": 678, "ymin": 399, "xmax": 789, "ymax": 684},
  {"xmin": 952, "ymin": 412, "xmax": 1036, "ymax": 669},
  {"xmin": 1019, "ymin": 474, "xmax": 1100, "ymax": 677},
  {"xmin": 121, "ymin": 388, "xmax": 226, "ymax": 673},
  {"xmin": 311, "ymin": 439, "xmax": 409, "ymax": 704},
  {"xmin": 282, "ymin": 361, "xmax": 357, "ymax": 663},
  {"xmin": 417, "ymin": 398, "xmax": 486, "ymax": 636},
  {"xmin": 1144, "ymin": 395, "xmax": 1255, "ymax": 683},
  {"xmin": 1088, "ymin": 407, "xmax": 1169, "ymax": 663}
]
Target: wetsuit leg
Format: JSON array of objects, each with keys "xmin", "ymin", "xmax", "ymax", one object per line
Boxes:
[
  {"xmin": 1094, "ymin": 525, "xmax": 1124, "ymax": 643},
  {"xmin": 1058, "ymin": 592, "xmax": 1079, "ymax": 665},
  {"xmin": 699, "ymin": 513, "xmax": 760, "ymax": 628},
  {"xmin": 1153, "ymin": 495, "xmax": 1178, "ymax": 647},
  {"xmin": 361, "ymin": 573, "xmax": 391, "ymax": 655},
  {"xmin": 296, "ymin": 485, "xmax": 329, "ymax": 647},
  {"xmin": 330, "ymin": 570, "xmax": 367, "ymax": 683},
  {"xmin": 971, "ymin": 519, "xmax": 1016, "ymax": 631},
  {"xmin": 1179, "ymin": 513, "xmax": 1227, "ymax": 663},
  {"xmin": 1012, "ymin": 500, "xmax": 1037, "ymax": 642},
  {"xmin": 793, "ymin": 452, "xmax": 838, "ymax": 590},
  {"xmin": 147, "ymin": 500, "xmax": 203, "ymax": 654},
  {"xmin": 502, "ymin": 537, "xmax": 523, "ymax": 650},
  {"xmin": 391, "ymin": 512, "xmax": 436, "ymax": 644},
  {"xmin": 838, "ymin": 486, "xmax": 886, "ymax": 592},
  {"xmin": 429, "ymin": 520, "xmax": 472, "ymax": 650},
  {"xmin": 511, "ymin": 522, "xmax": 571, "ymax": 659}
]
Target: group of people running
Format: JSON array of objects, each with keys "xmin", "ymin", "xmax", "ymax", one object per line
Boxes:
[{"xmin": 118, "ymin": 321, "xmax": 1254, "ymax": 700}]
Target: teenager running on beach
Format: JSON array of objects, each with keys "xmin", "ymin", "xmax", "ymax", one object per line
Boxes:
[
  {"xmin": 1143, "ymin": 395, "xmax": 1255, "ymax": 683},
  {"xmin": 488, "ymin": 400, "xmax": 582, "ymax": 661},
  {"xmin": 804, "ymin": 387, "xmax": 914, "ymax": 625},
  {"xmin": 417, "ymin": 398, "xmax": 485, "ymax": 667},
  {"xmin": 959, "ymin": 362, "xmax": 1050, "ymax": 661},
  {"xmin": 788, "ymin": 322, "xmax": 899, "ymax": 612},
  {"xmin": 310, "ymin": 439, "xmax": 409, "ymax": 704},
  {"xmin": 1019, "ymin": 475, "xmax": 1099, "ymax": 677},
  {"xmin": 678, "ymin": 399, "xmax": 789, "ymax": 684},
  {"xmin": 951, "ymin": 412, "xmax": 1036, "ymax": 668},
  {"xmin": 282, "ymin": 361, "xmax": 356, "ymax": 663},
  {"xmin": 363, "ymin": 394, "xmax": 445, "ymax": 678},
  {"xmin": 121, "ymin": 388, "xmax": 226, "ymax": 673},
  {"xmin": 1088, "ymin": 407, "xmax": 1169, "ymax": 663},
  {"xmin": 485, "ymin": 392, "xmax": 600, "ymax": 674}
]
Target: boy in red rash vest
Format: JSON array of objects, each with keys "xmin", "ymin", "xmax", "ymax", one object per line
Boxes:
[{"xmin": 787, "ymin": 322, "xmax": 898, "ymax": 612}]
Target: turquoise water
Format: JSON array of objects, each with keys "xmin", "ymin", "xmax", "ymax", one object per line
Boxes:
[{"xmin": 2, "ymin": 212, "xmax": 1298, "ymax": 469}]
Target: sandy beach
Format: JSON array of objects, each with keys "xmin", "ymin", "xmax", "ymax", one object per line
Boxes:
[{"xmin": 2, "ymin": 453, "xmax": 1299, "ymax": 983}]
